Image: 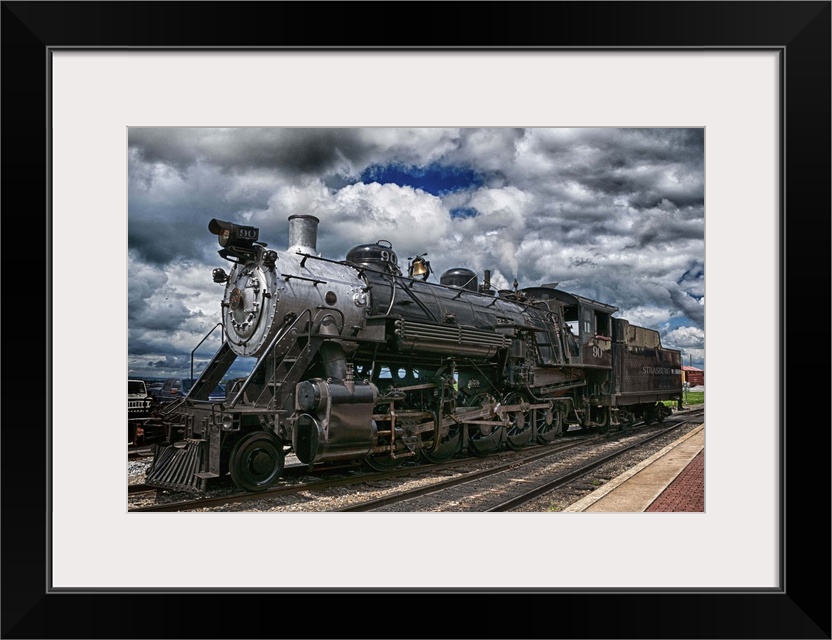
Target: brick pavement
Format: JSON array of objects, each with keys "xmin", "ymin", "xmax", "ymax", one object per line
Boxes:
[{"xmin": 645, "ymin": 449, "xmax": 704, "ymax": 512}]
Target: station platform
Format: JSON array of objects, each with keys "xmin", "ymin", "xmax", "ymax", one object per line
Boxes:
[{"xmin": 563, "ymin": 424, "xmax": 705, "ymax": 512}]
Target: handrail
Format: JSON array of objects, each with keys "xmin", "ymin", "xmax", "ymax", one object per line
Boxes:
[
  {"xmin": 191, "ymin": 322, "xmax": 223, "ymax": 381},
  {"xmin": 267, "ymin": 309, "xmax": 315, "ymax": 410}
]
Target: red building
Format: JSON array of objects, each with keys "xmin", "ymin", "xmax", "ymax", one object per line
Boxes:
[{"xmin": 682, "ymin": 365, "xmax": 704, "ymax": 387}]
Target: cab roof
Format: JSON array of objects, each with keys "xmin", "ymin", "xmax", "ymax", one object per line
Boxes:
[{"xmin": 519, "ymin": 285, "xmax": 619, "ymax": 314}]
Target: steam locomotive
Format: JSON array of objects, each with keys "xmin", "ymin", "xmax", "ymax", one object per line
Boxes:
[{"xmin": 145, "ymin": 214, "xmax": 682, "ymax": 493}]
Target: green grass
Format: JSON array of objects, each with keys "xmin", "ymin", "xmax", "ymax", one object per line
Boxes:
[
  {"xmin": 685, "ymin": 391, "xmax": 704, "ymax": 405},
  {"xmin": 662, "ymin": 391, "xmax": 704, "ymax": 408}
]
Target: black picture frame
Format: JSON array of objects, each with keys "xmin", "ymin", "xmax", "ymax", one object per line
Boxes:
[{"xmin": 3, "ymin": 2, "xmax": 829, "ymax": 638}]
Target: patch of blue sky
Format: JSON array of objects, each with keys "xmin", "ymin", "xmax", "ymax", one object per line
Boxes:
[
  {"xmin": 665, "ymin": 316, "xmax": 695, "ymax": 331},
  {"xmin": 360, "ymin": 163, "xmax": 484, "ymax": 196},
  {"xmin": 449, "ymin": 207, "xmax": 478, "ymax": 219}
]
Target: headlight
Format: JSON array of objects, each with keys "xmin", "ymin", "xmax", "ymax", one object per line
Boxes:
[{"xmin": 208, "ymin": 219, "xmax": 260, "ymax": 254}]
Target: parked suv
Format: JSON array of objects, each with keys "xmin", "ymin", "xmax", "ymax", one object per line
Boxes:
[
  {"xmin": 128, "ymin": 379, "xmax": 154, "ymax": 418},
  {"xmin": 128, "ymin": 379, "xmax": 156, "ymax": 445},
  {"xmin": 155, "ymin": 378, "xmax": 226, "ymax": 404}
]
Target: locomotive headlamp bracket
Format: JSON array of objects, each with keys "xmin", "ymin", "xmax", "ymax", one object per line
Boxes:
[
  {"xmin": 209, "ymin": 219, "xmax": 260, "ymax": 260},
  {"xmin": 262, "ymin": 250, "xmax": 278, "ymax": 269}
]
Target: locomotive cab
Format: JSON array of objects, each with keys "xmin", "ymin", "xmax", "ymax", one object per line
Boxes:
[
  {"xmin": 521, "ymin": 287, "xmax": 617, "ymax": 367},
  {"xmin": 565, "ymin": 297, "xmax": 616, "ymax": 367}
]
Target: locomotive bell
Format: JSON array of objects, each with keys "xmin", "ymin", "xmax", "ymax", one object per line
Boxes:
[
  {"xmin": 408, "ymin": 253, "xmax": 430, "ymax": 280},
  {"xmin": 411, "ymin": 259, "xmax": 428, "ymax": 277}
]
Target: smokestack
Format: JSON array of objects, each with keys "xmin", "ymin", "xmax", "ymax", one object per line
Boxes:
[{"xmin": 287, "ymin": 214, "xmax": 320, "ymax": 255}]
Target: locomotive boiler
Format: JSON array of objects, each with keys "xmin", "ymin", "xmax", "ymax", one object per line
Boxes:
[{"xmin": 145, "ymin": 214, "xmax": 682, "ymax": 493}]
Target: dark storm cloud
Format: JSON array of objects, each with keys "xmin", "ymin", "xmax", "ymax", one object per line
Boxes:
[
  {"xmin": 538, "ymin": 219, "xmax": 615, "ymax": 246},
  {"xmin": 127, "ymin": 256, "xmax": 167, "ymax": 316},
  {"xmin": 517, "ymin": 128, "xmax": 704, "ymax": 212},
  {"xmin": 128, "ymin": 151, "xmax": 281, "ymax": 266},
  {"xmin": 571, "ymin": 169, "xmax": 705, "ymax": 210},
  {"xmin": 126, "ymin": 336, "xmax": 158, "ymax": 356},
  {"xmin": 146, "ymin": 355, "xmax": 191, "ymax": 370},
  {"xmin": 131, "ymin": 296, "xmax": 197, "ymax": 333},
  {"xmin": 532, "ymin": 128, "xmax": 703, "ymax": 167},
  {"xmin": 200, "ymin": 129, "xmax": 365, "ymax": 174},
  {"xmin": 129, "ymin": 218, "xmax": 212, "ymax": 265},
  {"xmin": 669, "ymin": 288, "xmax": 705, "ymax": 327},
  {"xmin": 631, "ymin": 217, "xmax": 705, "ymax": 249},
  {"xmin": 129, "ymin": 128, "xmax": 462, "ymax": 178},
  {"xmin": 527, "ymin": 207, "xmax": 699, "ymax": 251},
  {"xmin": 680, "ymin": 260, "xmax": 704, "ymax": 279},
  {"xmin": 625, "ymin": 188, "xmax": 703, "ymax": 210}
]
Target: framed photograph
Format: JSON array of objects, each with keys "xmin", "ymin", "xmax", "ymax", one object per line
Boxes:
[{"xmin": 4, "ymin": 2, "xmax": 829, "ymax": 638}]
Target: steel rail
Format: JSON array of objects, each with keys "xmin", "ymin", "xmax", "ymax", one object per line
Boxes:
[
  {"xmin": 128, "ymin": 440, "xmax": 586, "ymax": 512},
  {"xmin": 486, "ymin": 415, "xmax": 704, "ymax": 512},
  {"xmin": 334, "ymin": 412, "xmax": 703, "ymax": 512}
]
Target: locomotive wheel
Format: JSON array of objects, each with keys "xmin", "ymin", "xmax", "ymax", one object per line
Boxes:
[
  {"xmin": 618, "ymin": 410, "xmax": 635, "ymax": 430},
  {"xmin": 464, "ymin": 392, "xmax": 504, "ymax": 457},
  {"xmin": 364, "ymin": 452, "xmax": 406, "ymax": 471},
  {"xmin": 504, "ymin": 392, "xmax": 533, "ymax": 451},
  {"xmin": 535, "ymin": 407, "xmax": 562, "ymax": 444},
  {"xmin": 229, "ymin": 431, "xmax": 285, "ymax": 492},
  {"xmin": 594, "ymin": 407, "xmax": 610, "ymax": 434},
  {"xmin": 365, "ymin": 419, "xmax": 409, "ymax": 470},
  {"xmin": 468, "ymin": 426, "xmax": 504, "ymax": 456},
  {"xmin": 422, "ymin": 424, "xmax": 461, "ymax": 464}
]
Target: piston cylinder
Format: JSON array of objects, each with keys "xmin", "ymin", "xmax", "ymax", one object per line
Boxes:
[{"xmin": 292, "ymin": 378, "xmax": 379, "ymax": 464}]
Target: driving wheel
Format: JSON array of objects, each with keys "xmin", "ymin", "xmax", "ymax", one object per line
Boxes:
[
  {"xmin": 364, "ymin": 453, "xmax": 407, "ymax": 471},
  {"xmin": 422, "ymin": 419, "xmax": 462, "ymax": 464},
  {"xmin": 465, "ymin": 392, "xmax": 504, "ymax": 456},
  {"xmin": 504, "ymin": 392, "xmax": 533, "ymax": 451},
  {"xmin": 535, "ymin": 406, "xmax": 562, "ymax": 444}
]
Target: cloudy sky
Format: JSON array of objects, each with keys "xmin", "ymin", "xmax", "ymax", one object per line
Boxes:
[{"xmin": 128, "ymin": 127, "xmax": 704, "ymax": 380}]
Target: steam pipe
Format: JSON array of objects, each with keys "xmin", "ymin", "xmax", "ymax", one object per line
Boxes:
[{"xmin": 319, "ymin": 341, "xmax": 347, "ymax": 380}]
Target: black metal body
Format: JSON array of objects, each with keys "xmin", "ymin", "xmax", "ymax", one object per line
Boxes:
[{"xmin": 145, "ymin": 218, "xmax": 683, "ymax": 493}]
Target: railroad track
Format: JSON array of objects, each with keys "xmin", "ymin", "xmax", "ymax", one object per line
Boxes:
[
  {"xmin": 485, "ymin": 418, "xmax": 702, "ymax": 511},
  {"xmin": 128, "ymin": 409, "xmax": 702, "ymax": 513},
  {"xmin": 128, "ymin": 483, "xmax": 157, "ymax": 495},
  {"xmin": 128, "ymin": 445, "xmax": 154, "ymax": 459},
  {"xmin": 128, "ymin": 440, "xmax": 587, "ymax": 512},
  {"xmin": 334, "ymin": 414, "xmax": 703, "ymax": 512}
]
